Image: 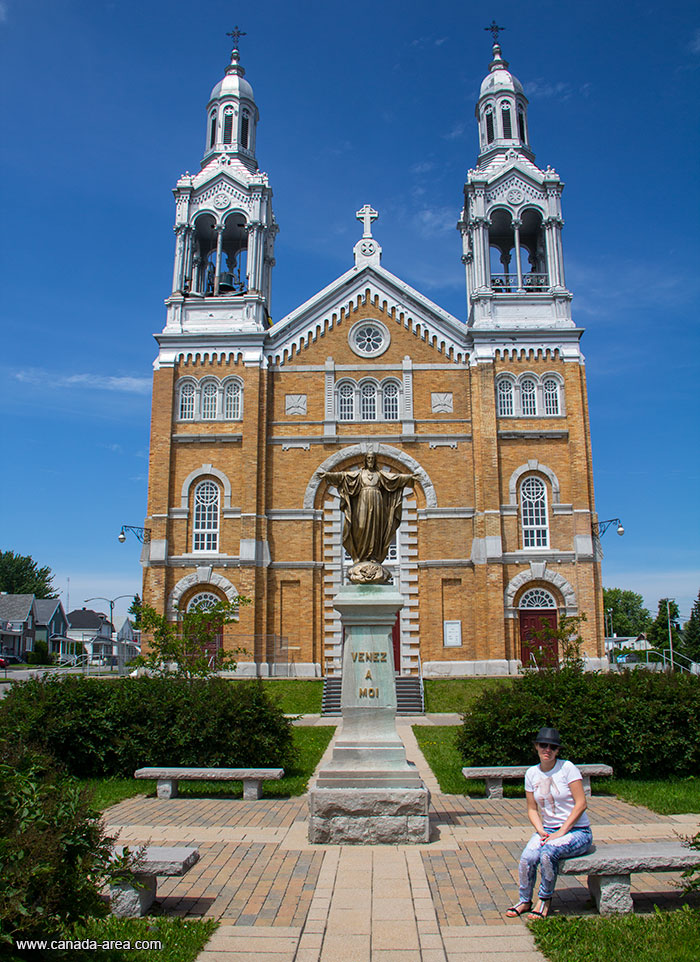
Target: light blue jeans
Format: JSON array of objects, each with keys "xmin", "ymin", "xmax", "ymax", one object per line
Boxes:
[{"xmin": 518, "ymin": 826, "xmax": 593, "ymax": 902}]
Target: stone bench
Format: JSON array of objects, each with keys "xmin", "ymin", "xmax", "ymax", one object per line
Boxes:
[
  {"xmin": 559, "ymin": 842, "xmax": 699, "ymax": 914},
  {"xmin": 134, "ymin": 766, "xmax": 285, "ymax": 800},
  {"xmin": 109, "ymin": 845, "xmax": 199, "ymax": 917},
  {"xmin": 461, "ymin": 764, "xmax": 613, "ymax": 799}
]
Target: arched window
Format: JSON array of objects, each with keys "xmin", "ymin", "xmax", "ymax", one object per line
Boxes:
[
  {"xmin": 497, "ymin": 379, "xmax": 514, "ymax": 416},
  {"xmin": 241, "ymin": 111, "xmax": 250, "ymax": 148},
  {"xmin": 193, "ymin": 481, "xmax": 220, "ymax": 552},
  {"xmin": 521, "ymin": 378, "xmax": 537, "ymax": 416},
  {"xmin": 179, "ymin": 382, "xmax": 195, "ymax": 420},
  {"xmin": 187, "ymin": 591, "xmax": 222, "ymax": 612},
  {"xmin": 517, "ymin": 108, "xmax": 527, "ymax": 143},
  {"xmin": 521, "ymin": 476, "xmax": 549, "ymax": 548},
  {"xmin": 338, "ymin": 382, "xmax": 355, "ymax": 421},
  {"xmin": 360, "ymin": 383, "xmax": 377, "ymax": 421},
  {"xmin": 485, "ymin": 107, "xmax": 494, "ymax": 144},
  {"xmin": 501, "ymin": 103, "xmax": 512, "ymax": 138},
  {"xmin": 382, "ymin": 382, "xmax": 399, "ymax": 421},
  {"xmin": 543, "ymin": 379, "xmax": 560, "ymax": 416},
  {"xmin": 223, "ymin": 380, "xmax": 242, "ymax": 420},
  {"xmin": 201, "ymin": 381, "xmax": 218, "ymax": 420},
  {"xmin": 209, "ymin": 112, "xmax": 217, "ymax": 148},
  {"xmin": 519, "ymin": 588, "xmax": 557, "ymax": 609},
  {"xmin": 223, "ymin": 108, "xmax": 234, "ymax": 145}
]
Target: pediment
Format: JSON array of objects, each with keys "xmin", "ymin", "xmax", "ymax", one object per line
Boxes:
[
  {"xmin": 485, "ymin": 166, "xmax": 547, "ymax": 210},
  {"xmin": 265, "ymin": 264, "xmax": 469, "ymax": 365}
]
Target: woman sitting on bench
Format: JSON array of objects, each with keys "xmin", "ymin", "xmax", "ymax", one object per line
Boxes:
[{"xmin": 506, "ymin": 727, "xmax": 593, "ymax": 920}]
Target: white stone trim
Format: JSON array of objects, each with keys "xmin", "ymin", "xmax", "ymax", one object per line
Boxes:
[
  {"xmin": 504, "ymin": 564, "xmax": 577, "ymax": 617},
  {"xmin": 423, "ymin": 660, "xmax": 521, "ymax": 677},
  {"xmin": 167, "ymin": 570, "xmax": 241, "ymax": 618},
  {"xmin": 179, "ymin": 464, "xmax": 232, "ymax": 511},
  {"xmin": 508, "ymin": 459, "xmax": 560, "ymax": 504}
]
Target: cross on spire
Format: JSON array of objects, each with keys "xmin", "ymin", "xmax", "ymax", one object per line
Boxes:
[
  {"xmin": 227, "ymin": 26, "xmax": 247, "ymax": 50},
  {"xmin": 356, "ymin": 204, "xmax": 379, "ymax": 238},
  {"xmin": 484, "ymin": 20, "xmax": 505, "ymax": 42}
]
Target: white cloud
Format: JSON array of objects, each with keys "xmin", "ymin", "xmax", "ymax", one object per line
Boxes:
[
  {"xmin": 690, "ymin": 29, "xmax": 700, "ymax": 54},
  {"xmin": 443, "ymin": 121, "xmax": 467, "ymax": 141},
  {"xmin": 412, "ymin": 206, "xmax": 457, "ymax": 236},
  {"xmin": 524, "ymin": 79, "xmax": 574, "ymax": 101},
  {"xmin": 0, "ymin": 3, "xmax": 8, "ymax": 24},
  {"xmin": 15, "ymin": 369, "xmax": 151, "ymax": 395},
  {"xmin": 409, "ymin": 161, "xmax": 436, "ymax": 175}
]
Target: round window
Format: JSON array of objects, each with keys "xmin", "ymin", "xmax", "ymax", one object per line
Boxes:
[{"xmin": 348, "ymin": 319, "xmax": 390, "ymax": 358}]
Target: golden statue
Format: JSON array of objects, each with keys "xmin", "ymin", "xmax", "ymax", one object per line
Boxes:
[{"xmin": 321, "ymin": 453, "xmax": 417, "ymax": 583}]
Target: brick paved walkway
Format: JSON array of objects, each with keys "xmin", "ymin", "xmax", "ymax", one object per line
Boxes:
[{"xmin": 104, "ymin": 716, "xmax": 700, "ymax": 961}]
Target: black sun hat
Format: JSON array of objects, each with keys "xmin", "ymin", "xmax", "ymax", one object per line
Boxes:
[{"xmin": 535, "ymin": 727, "xmax": 561, "ymax": 746}]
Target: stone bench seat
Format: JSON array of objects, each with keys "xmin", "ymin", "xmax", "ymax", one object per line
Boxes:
[
  {"xmin": 110, "ymin": 845, "xmax": 199, "ymax": 917},
  {"xmin": 461, "ymin": 764, "xmax": 613, "ymax": 799},
  {"xmin": 134, "ymin": 766, "xmax": 284, "ymax": 800},
  {"xmin": 559, "ymin": 842, "xmax": 699, "ymax": 914}
]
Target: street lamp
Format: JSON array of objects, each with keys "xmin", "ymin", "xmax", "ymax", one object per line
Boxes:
[
  {"xmin": 592, "ymin": 519, "xmax": 625, "ymax": 538},
  {"xmin": 84, "ymin": 594, "xmax": 133, "ymax": 675},
  {"xmin": 118, "ymin": 525, "xmax": 151, "ymax": 544}
]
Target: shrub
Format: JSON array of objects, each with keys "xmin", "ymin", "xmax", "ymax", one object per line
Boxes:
[
  {"xmin": 0, "ymin": 675, "xmax": 295, "ymax": 778},
  {"xmin": 456, "ymin": 667, "xmax": 700, "ymax": 779},
  {"xmin": 0, "ymin": 738, "xmax": 122, "ymax": 954},
  {"xmin": 25, "ymin": 639, "xmax": 53, "ymax": 666}
]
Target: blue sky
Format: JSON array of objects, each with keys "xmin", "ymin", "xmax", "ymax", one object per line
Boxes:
[{"xmin": 1, "ymin": 0, "xmax": 698, "ymax": 627}]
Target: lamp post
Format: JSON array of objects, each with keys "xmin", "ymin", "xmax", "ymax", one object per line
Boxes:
[
  {"xmin": 118, "ymin": 525, "xmax": 151, "ymax": 544},
  {"xmin": 84, "ymin": 594, "xmax": 133, "ymax": 675},
  {"xmin": 667, "ymin": 598, "xmax": 675, "ymax": 671}
]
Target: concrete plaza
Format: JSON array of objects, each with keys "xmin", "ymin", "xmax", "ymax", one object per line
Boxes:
[{"xmin": 104, "ymin": 718, "xmax": 700, "ymax": 961}]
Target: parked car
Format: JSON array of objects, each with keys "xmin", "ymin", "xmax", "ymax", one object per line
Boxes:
[{"xmin": 0, "ymin": 653, "xmax": 23, "ymax": 666}]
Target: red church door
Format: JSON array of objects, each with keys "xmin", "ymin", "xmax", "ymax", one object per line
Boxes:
[
  {"xmin": 520, "ymin": 610, "xmax": 558, "ymax": 668},
  {"xmin": 392, "ymin": 615, "xmax": 401, "ymax": 675}
]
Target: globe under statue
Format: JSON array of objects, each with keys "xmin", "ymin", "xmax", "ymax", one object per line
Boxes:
[{"xmin": 320, "ymin": 452, "xmax": 417, "ymax": 584}]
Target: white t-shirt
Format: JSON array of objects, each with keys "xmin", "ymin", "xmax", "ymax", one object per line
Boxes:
[{"xmin": 524, "ymin": 759, "xmax": 590, "ymax": 830}]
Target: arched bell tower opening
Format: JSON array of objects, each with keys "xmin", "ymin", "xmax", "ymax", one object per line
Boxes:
[{"xmin": 488, "ymin": 207, "xmax": 548, "ymax": 293}]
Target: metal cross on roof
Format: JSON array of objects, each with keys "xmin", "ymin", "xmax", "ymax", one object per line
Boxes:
[
  {"xmin": 356, "ymin": 204, "xmax": 379, "ymax": 238},
  {"xmin": 484, "ymin": 20, "xmax": 505, "ymax": 42},
  {"xmin": 227, "ymin": 26, "xmax": 247, "ymax": 50}
]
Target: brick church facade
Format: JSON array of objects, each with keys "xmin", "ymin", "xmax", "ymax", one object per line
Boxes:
[{"xmin": 141, "ymin": 36, "xmax": 607, "ymax": 676}]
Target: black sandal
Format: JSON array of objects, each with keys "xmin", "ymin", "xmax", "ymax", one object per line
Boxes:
[
  {"xmin": 527, "ymin": 898, "xmax": 552, "ymax": 919},
  {"xmin": 505, "ymin": 901, "xmax": 532, "ymax": 917}
]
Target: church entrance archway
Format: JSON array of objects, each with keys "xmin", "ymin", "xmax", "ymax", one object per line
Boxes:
[{"xmin": 518, "ymin": 588, "xmax": 558, "ymax": 667}]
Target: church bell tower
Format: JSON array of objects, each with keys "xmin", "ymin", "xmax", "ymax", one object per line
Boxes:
[
  {"xmin": 459, "ymin": 34, "xmax": 572, "ymax": 340},
  {"xmin": 158, "ymin": 31, "xmax": 278, "ymax": 364}
]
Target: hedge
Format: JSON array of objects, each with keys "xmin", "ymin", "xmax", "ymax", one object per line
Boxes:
[
  {"xmin": 456, "ymin": 668, "xmax": 700, "ymax": 779},
  {"xmin": 0, "ymin": 675, "xmax": 295, "ymax": 778}
]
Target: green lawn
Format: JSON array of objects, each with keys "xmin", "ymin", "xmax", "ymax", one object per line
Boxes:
[
  {"xmin": 598, "ymin": 777, "xmax": 700, "ymax": 815},
  {"xmin": 88, "ymin": 725, "xmax": 335, "ymax": 810},
  {"xmin": 423, "ymin": 677, "xmax": 514, "ymax": 713},
  {"xmin": 532, "ymin": 907, "xmax": 700, "ymax": 962},
  {"xmin": 259, "ymin": 678, "xmax": 323, "ymax": 714},
  {"xmin": 57, "ymin": 917, "xmax": 218, "ymax": 962}
]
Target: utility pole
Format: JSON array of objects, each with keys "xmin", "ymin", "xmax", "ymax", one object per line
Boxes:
[{"xmin": 667, "ymin": 599, "xmax": 675, "ymax": 670}]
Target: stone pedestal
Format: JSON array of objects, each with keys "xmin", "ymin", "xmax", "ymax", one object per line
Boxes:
[{"xmin": 308, "ymin": 584, "xmax": 430, "ymax": 843}]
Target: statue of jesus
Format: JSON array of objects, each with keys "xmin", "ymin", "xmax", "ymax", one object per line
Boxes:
[{"xmin": 320, "ymin": 453, "xmax": 417, "ymax": 583}]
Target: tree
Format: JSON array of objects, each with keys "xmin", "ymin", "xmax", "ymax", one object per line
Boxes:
[
  {"xmin": 647, "ymin": 598, "xmax": 682, "ymax": 654},
  {"xmin": 0, "ymin": 551, "xmax": 56, "ymax": 598},
  {"xmin": 603, "ymin": 587, "xmax": 652, "ymax": 638},
  {"xmin": 139, "ymin": 598, "xmax": 250, "ymax": 678},
  {"xmin": 681, "ymin": 589, "xmax": 700, "ymax": 663},
  {"xmin": 128, "ymin": 593, "xmax": 143, "ymax": 627}
]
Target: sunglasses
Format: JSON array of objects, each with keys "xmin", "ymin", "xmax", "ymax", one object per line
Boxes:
[{"xmin": 537, "ymin": 742, "xmax": 559, "ymax": 750}]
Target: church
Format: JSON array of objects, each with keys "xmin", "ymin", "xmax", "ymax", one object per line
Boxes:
[{"xmin": 141, "ymin": 32, "xmax": 607, "ymax": 677}]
